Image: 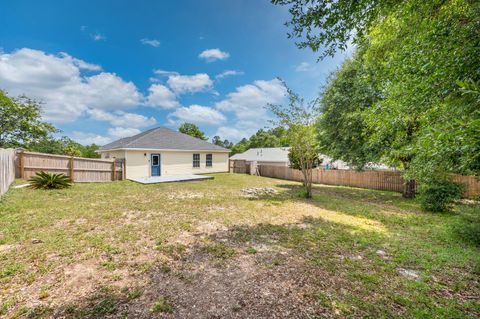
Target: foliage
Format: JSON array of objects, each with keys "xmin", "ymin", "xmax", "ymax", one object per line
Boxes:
[
  {"xmin": 28, "ymin": 136, "xmax": 100, "ymax": 158},
  {"xmin": 212, "ymin": 136, "xmax": 233, "ymax": 149},
  {"xmin": 269, "ymin": 83, "xmax": 319, "ymax": 198},
  {"xmin": 178, "ymin": 122, "xmax": 207, "ymax": 140},
  {"xmin": 288, "ymin": 125, "xmax": 321, "ymax": 170},
  {"xmin": 418, "ymin": 178, "xmax": 463, "ymax": 212},
  {"xmin": 271, "ymin": 0, "xmax": 397, "ymax": 58},
  {"xmin": 283, "ymin": 0, "xmax": 480, "ymax": 198},
  {"xmin": 229, "ymin": 127, "xmax": 289, "ymax": 155},
  {"xmin": 0, "ymin": 90, "xmax": 57, "ymax": 148},
  {"xmin": 28, "ymin": 171, "xmax": 73, "ymax": 190},
  {"xmin": 361, "ymin": 0, "xmax": 480, "ymax": 180},
  {"xmin": 230, "ymin": 138, "xmax": 250, "ymax": 155},
  {"xmin": 317, "ymin": 51, "xmax": 380, "ymax": 169}
]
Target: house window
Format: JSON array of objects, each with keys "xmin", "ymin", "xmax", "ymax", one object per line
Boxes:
[
  {"xmin": 206, "ymin": 154, "xmax": 212, "ymax": 167},
  {"xmin": 193, "ymin": 154, "xmax": 200, "ymax": 168}
]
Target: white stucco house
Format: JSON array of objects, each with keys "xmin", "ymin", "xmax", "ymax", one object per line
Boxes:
[{"xmin": 98, "ymin": 127, "xmax": 230, "ymax": 179}]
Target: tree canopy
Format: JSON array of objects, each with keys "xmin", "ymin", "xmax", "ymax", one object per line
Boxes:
[
  {"xmin": 0, "ymin": 90, "xmax": 57, "ymax": 148},
  {"xmin": 271, "ymin": 0, "xmax": 397, "ymax": 58},
  {"xmin": 178, "ymin": 123, "xmax": 207, "ymax": 140},
  {"xmin": 278, "ymin": 0, "xmax": 479, "ymax": 191},
  {"xmin": 269, "ymin": 86, "xmax": 320, "ymax": 198}
]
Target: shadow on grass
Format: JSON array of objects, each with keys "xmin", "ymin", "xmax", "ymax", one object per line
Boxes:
[{"xmin": 14, "ymin": 209, "xmax": 479, "ymax": 319}]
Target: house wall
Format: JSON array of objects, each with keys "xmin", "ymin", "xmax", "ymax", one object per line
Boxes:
[
  {"xmin": 100, "ymin": 150, "xmax": 126, "ymax": 160},
  {"xmin": 123, "ymin": 150, "xmax": 229, "ymax": 179}
]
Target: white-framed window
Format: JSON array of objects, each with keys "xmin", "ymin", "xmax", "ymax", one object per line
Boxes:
[
  {"xmin": 193, "ymin": 153, "xmax": 200, "ymax": 168},
  {"xmin": 206, "ymin": 154, "xmax": 212, "ymax": 167}
]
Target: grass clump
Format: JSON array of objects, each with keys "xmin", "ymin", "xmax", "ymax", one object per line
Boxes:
[
  {"xmin": 203, "ymin": 243, "xmax": 237, "ymax": 259},
  {"xmin": 150, "ymin": 296, "xmax": 173, "ymax": 314}
]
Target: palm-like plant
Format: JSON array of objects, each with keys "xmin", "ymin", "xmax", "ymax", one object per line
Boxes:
[{"xmin": 28, "ymin": 171, "xmax": 73, "ymax": 189}]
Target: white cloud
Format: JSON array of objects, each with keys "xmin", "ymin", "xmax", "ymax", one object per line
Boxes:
[
  {"xmin": 167, "ymin": 73, "xmax": 213, "ymax": 94},
  {"xmin": 168, "ymin": 104, "xmax": 226, "ymax": 125},
  {"xmin": 215, "ymin": 126, "xmax": 244, "ymax": 141},
  {"xmin": 213, "ymin": 78, "xmax": 287, "ymax": 141},
  {"xmin": 0, "ymin": 48, "xmax": 143, "ymax": 122},
  {"xmin": 71, "ymin": 131, "xmax": 112, "ymax": 146},
  {"xmin": 153, "ymin": 69, "xmax": 179, "ymax": 77},
  {"xmin": 295, "ymin": 62, "xmax": 312, "ymax": 72},
  {"xmin": 215, "ymin": 78, "xmax": 286, "ymax": 120},
  {"xmin": 140, "ymin": 38, "xmax": 160, "ymax": 47},
  {"xmin": 107, "ymin": 127, "xmax": 141, "ymax": 139},
  {"xmin": 84, "ymin": 73, "xmax": 143, "ymax": 109},
  {"xmin": 215, "ymin": 70, "xmax": 244, "ymax": 80},
  {"xmin": 198, "ymin": 48, "xmax": 230, "ymax": 62},
  {"xmin": 145, "ymin": 84, "xmax": 180, "ymax": 109},
  {"xmin": 91, "ymin": 33, "xmax": 106, "ymax": 41},
  {"xmin": 88, "ymin": 109, "xmax": 156, "ymax": 128},
  {"xmin": 59, "ymin": 53, "xmax": 102, "ymax": 71}
]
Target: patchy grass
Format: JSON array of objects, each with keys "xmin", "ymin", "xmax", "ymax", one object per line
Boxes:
[
  {"xmin": 150, "ymin": 296, "xmax": 174, "ymax": 314},
  {"xmin": 0, "ymin": 173, "xmax": 478, "ymax": 318}
]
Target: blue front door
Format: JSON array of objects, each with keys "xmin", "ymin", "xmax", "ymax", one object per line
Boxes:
[{"xmin": 151, "ymin": 153, "xmax": 161, "ymax": 176}]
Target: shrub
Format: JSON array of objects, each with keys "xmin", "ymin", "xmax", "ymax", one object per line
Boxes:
[
  {"xmin": 418, "ymin": 178, "xmax": 463, "ymax": 212},
  {"xmin": 28, "ymin": 171, "xmax": 72, "ymax": 190}
]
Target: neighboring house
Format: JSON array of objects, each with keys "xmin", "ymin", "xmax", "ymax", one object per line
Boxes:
[
  {"xmin": 231, "ymin": 147, "xmax": 395, "ymax": 171},
  {"xmin": 98, "ymin": 127, "xmax": 230, "ymax": 179},
  {"xmin": 230, "ymin": 147, "xmax": 290, "ymax": 166}
]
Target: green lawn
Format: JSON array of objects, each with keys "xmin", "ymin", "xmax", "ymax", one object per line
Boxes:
[{"xmin": 0, "ymin": 173, "xmax": 478, "ymax": 318}]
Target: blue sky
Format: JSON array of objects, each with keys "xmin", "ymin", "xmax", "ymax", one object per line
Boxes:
[{"xmin": 0, "ymin": 0, "xmax": 349, "ymax": 145}]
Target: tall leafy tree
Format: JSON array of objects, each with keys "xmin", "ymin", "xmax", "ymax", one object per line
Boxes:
[
  {"xmin": 277, "ymin": 0, "xmax": 480, "ymax": 197},
  {"xmin": 0, "ymin": 90, "xmax": 57, "ymax": 148},
  {"xmin": 178, "ymin": 123, "xmax": 207, "ymax": 140},
  {"xmin": 269, "ymin": 85, "xmax": 319, "ymax": 198},
  {"xmin": 212, "ymin": 136, "xmax": 233, "ymax": 149},
  {"xmin": 28, "ymin": 136, "xmax": 100, "ymax": 158},
  {"xmin": 230, "ymin": 138, "xmax": 250, "ymax": 156},
  {"xmin": 317, "ymin": 51, "xmax": 380, "ymax": 169}
]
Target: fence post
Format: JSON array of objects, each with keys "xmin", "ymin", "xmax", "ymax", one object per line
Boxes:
[
  {"xmin": 112, "ymin": 161, "xmax": 116, "ymax": 181},
  {"xmin": 123, "ymin": 159, "xmax": 126, "ymax": 180},
  {"xmin": 19, "ymin": 151, "xmax": 25, "ymax": 179},
  {"xmin": 69, "ymin": 157, "xmax": 75, "ymax": 181}
]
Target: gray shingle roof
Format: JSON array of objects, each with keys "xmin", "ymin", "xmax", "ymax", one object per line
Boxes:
[{"xmin": 99, "ymin": 127, "xmax": 229, "ymax": 152}]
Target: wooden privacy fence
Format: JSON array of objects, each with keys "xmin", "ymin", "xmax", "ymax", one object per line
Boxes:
[
  {"xmin": 0, "ymin": 149, "xmax": 16, "ymax": 196},
  {"xmin": 17, "ymin": 151, "xmax": 124, "ymax": 182},
  {"xmin": 229, "ymin": 159, "xmax": 250, "ymax": 174},
  {"xmin": 258, "ymin": 165, "xmax": 480, "ymax": 199}
]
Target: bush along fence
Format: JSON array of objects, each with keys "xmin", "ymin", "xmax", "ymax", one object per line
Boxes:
[
  {"xmin": 0, "ymin": 148, "xmax": 16, "ymax": 196},
  {"xmin": 16, "ymin": 151, "xmax": 124, "ymax": 182},
  {"xmin": 255, "ymin": 164, "xmax": 480, "ymax": 199}
]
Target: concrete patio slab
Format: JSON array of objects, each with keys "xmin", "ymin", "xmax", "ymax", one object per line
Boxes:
[{"xmin": 129, "ymin": 175, "xmax": 214, "ymax": 184}]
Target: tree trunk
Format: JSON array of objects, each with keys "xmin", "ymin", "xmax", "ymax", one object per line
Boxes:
[{"xmin": 403, "ymin": 179, "xmax": 416, "ymax": 198}]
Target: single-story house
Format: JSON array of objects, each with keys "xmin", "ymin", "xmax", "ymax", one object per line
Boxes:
[
  {"xmin": 230, "ymin": 147, "xmax": 350, "ymax": 169},
  {"xmin": 230, "ymin": 147, "xmax": 291, "ymax": 167},
  {"xmin": 230, "ymin": 147, "xmax": 395, "ymax": 171},
  {"xmin": 98, "ymin": 127, "xmax": 230, "ymax": 179}
]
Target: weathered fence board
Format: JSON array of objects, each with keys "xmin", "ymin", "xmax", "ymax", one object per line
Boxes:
[
  {"xmin": 17, "ymin": 151, "xmax": 123, "ymax": 182},
  {"xmin": 229, "ymin": 159, "xmax": 249, "ymax": 174},
  {"xmin": 0, "ymin": 149, "xmax": 16, "ymax": 196},
  {"xmin": 258, "ymin": 165, "xmax": 480, "ymax": 199}
]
